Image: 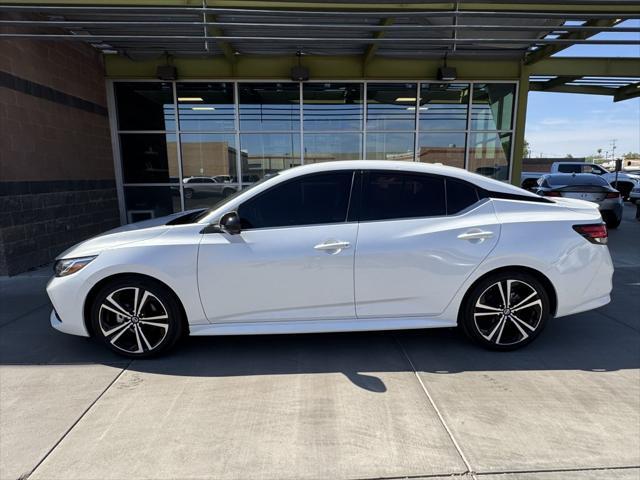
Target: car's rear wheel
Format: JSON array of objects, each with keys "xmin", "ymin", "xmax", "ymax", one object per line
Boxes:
[
  {"xmin": 460, "ymin": 272, "xmax": 550, "ymax": 351},
  {"xmin": 90, "ymin": 278, "xmax": 184, "ymax": 358}
]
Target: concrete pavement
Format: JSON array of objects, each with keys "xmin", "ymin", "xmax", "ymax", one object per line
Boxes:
[{"xmin": 1, "ymin": 203, "xmax": 639, "ymax": 480}]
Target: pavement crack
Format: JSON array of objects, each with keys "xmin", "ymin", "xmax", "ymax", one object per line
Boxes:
[
  {"xmin": 0, "ymin": 303, "xmax": 50, "ymax": 330},
  {"xmin": 24, "ymin": 360, "xmax": 132, "ymax": 479},
  {"xmin": 594, "ymin": 308, "xmax": 640, "ymax": 333},
  {"xmin": 393, "ymin": 335, "xmax": 478, "ymax": 480}
]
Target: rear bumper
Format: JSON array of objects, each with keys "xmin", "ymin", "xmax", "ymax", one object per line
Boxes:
[{"xmin": 553, "ymin": 244, "xmax": 614, "ymax": 318}]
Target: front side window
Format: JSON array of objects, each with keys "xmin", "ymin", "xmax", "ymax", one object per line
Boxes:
[
  {"xmin": 238, "ymin": 171, "xmax": 354, "ymax": 229},
  {"xmin": 361, "ymin": 171, "xmax": 446, "ymax": 221}
]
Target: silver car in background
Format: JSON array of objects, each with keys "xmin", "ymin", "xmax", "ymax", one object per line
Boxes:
[{"xmin": 535, "ymin": 174, "xmax": 623, "ymax": 229}]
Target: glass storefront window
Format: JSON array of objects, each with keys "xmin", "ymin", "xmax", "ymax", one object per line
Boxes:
[
  {"xmin": 180, "ymin": 133, "xmax": 238, "ymax": 180},
  {"xmin": 468, "ymin": 132, "xmax": 512, "ymax": 180},
  {"xmin": 367, "ymin": 83, "xmax": 417, "ymax": 131},
  {"xmin": 240, "ymin": 133, "xmax": 301, "ymax": 181},
  {"xmin": 303, "ymin": 83, "xmax": 363, "ymax": 131},
  {"xmin": 471, "ymin": 83, "xmax": 515, "ymax": 131},
  {"xmin": 366, "ymin": 132, "xmax": 414, "ymax": 161},
  {"xmin": 239, "ymin": 83, "xmax": 300, "ymax": 131},
  {"xmin": 177, "ymin": 83, "xmax": 235, "ymax": 132},
  {"xmin": 120, "ymin": 133, "xmax": 179, "ymax": 184},
  {"xmin": 417, "ymin": 132, "xmax": 467, "ymax": 169},
  {"xmin": 303, "ymin": 133, "xmax": 362, "ymax": 163},
  {"xmin": 124, "ymin": 186, "xmax": 180, "ymax": 223},
  {"xmin": 115, "ymin": 82, "xmax": 175, "ymax": 131},
  {"xmin": 113, "ymin": 80, "xmax": 517, "ymax": 222},
  {"xmin": 419, "ymin": 83, "xmax": 470, "ymax": 131}
]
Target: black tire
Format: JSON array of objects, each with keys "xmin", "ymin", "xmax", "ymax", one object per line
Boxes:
[
  {"xmin": 184, "ymin": 188, "xmax": 194, "ymax": 199},
  {"xmin": 90, "ymin": 277, "xmax": 185, "ymax": 358},
  {"xmin": 614, "ymin": 182, "xmax": 633, "ymax": 201},
  {"xmin": 602, "ymin": 211, "xmax": 622, "ymax": 229},
  {"xmin": 460, "ymin": 271, "xmax": 550, "ymax": 351}
]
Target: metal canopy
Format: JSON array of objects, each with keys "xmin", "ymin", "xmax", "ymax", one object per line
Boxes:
[
  {"xmin": 1, "ymin": 2, "xmax": 639, "ymax": 62},
  {"xmin": 530, "ymin": 76, "xmax": 640, "ymax": 102}
]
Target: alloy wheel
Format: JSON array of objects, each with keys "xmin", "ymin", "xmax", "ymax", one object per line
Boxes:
[
  {"xmin": 473, "ymin": 279, "xmax": 543, "ymax": 347},
  {"xmin": 98, "ymin": 287, "xmax": 170, "ymax": 354}
]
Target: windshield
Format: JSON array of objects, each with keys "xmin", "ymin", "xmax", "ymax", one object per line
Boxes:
[
  {"xmin": 191, "ymin": 174, "xmax": 278, "ymax": 222},
  {"xmin": 546, "ymin": 174, "xmax": 608, "ymax": 187}
]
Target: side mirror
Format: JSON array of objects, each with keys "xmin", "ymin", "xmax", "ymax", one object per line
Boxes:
[{"xmin": 219, "ymin": 211, "xmax": 241, "ymax": 235}]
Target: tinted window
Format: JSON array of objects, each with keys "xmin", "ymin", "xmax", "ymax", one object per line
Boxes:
[
  {"xmin": 361, "ymin": 172, "xmax": 445, "ymax": 221},
  {"xmin": 238, "ymin": 172, "xmax": 353, "ymax": 229},
  {"xmin": 446, "ymin": 179, "xmax": 479, "ymax": 214},
  {"xmin": 547, "ymin": 174, "xmax": 608, "ymax": 187}
]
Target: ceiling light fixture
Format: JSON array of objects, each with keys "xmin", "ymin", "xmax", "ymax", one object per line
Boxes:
[
  {"xmin": 192, "ymin": 107, "xmax": 215, "ymax": 111},
  {"xmin": 395, "ymin": 97, "xmax": 417, "ymax": 102},
  {"xmin": 178, "ymin": 97, "xmax": 204, "ymax": 102}
]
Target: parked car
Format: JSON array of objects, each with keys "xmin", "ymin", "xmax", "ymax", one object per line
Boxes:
[
  {"xmin": 182, "ymin": 176, "xmax": 237, "ymax": 199},
  {"xmin": 630, "ymin": 183, "xmax": 640, "ymax": 204},
  {"xmin": 535, "ymin": 174, "xmax": 623, "ymax": 229},
  {"xmin": 521, "ymin": 161, "xmax": 639, "ymax": 200},
  {"xmin": 47, "ymin": 161, "xmax": 613, "ymax": 357}
]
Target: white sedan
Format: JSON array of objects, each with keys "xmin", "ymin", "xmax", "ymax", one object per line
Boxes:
[{"xmin": 47, "ymin": 161, "xmax": 614, "ymax": 357}]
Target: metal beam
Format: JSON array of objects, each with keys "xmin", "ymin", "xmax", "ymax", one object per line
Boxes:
[
  {"xmin": 1, "ymin": 3, "xmax": 640, "ymax": 15},
  {"xmin": 3, "ymin": 20, "xmax": 640, "ymax": 33},
  {"xmin": 539, "ymin": 75, "xmax": 583, "ymax": 90},
  {"xmin": 104, "ymin": 54, "xmax": 522, "ymax": 79},
  {"xmin": 524, "ymin": 18, "xmax": 620, "ymax": 65},
  {"xmin": 528, "ymin": 57, "xmax": 640, "ymax": 77},
  {"xmin": 614, "ymin": 82, "xmax": 640, "ymax": 102},
  {"xmin": 363, "ymin": 17, "xmax": 393, "ymax": 65},
  {"xmin": 1, "ymin": 33, "xmax": 638, "ymax": 45},
  {"xmin": 511, "ymin": 67, "xmax": 529, "ymax": 187},
  {"xmin": 529, "ymin": 83, "xmax": 614, "ymax": 95},
  {"xmin": 206, "ymin": 14, "xmax": 237, "ymax": 66}
]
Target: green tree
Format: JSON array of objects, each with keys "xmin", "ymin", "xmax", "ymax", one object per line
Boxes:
[{"xmin": 523, "ymin": 139, "xmax": 531, "ymax": 158}]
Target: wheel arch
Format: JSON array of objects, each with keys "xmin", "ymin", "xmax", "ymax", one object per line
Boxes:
[
  {"xmin": 83, "ymin": 273, "xmax": 190, "ymax": 337},
  {"xmin": 458, "ymin": 266, "xmax": 558, "ymax": 322}
]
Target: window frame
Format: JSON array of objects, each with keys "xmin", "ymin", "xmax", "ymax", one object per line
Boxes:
[{"xmin": 236, "ymin": 170, "xmax": 358, "ymax": 231}]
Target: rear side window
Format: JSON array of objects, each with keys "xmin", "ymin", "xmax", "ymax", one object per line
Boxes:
[
  {"xmin": 557, "ymin": 164, "xmax": 582, "ymax": 174},
  {"xmin": 547, "ymin": 174, "xmax": 608, "ymax": 186},
  {"xmin": 361, "ymin": 171, "xmax": 445, "ymax": 221},
  {"xmin": 238, "ymin": 171, "xmax": 353, "ymax": 229},
  {"xmin": 446, "ymin": 179, "xmax": 479, "ymax": 214}
]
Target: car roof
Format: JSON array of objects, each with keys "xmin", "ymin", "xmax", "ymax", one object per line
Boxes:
[{"xmin": 277, "ymin": 160, "xmax": 538, "ymax": 198}]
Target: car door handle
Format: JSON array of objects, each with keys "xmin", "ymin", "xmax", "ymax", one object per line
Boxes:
[
  {"xmin": 314, "ymin": 241, "xmax": 351, "ymax": 252},
  {"xmin": 457, "ymin": 230, "xmax": 494, "ymax": 241}
]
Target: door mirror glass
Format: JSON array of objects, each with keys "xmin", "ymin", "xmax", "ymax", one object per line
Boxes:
[{"xmin": 219, "ymin": 211, "xmax": 241, "ymax": 235}]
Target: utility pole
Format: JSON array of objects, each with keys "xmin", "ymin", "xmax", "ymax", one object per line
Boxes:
[{"xmin": 611, "ymin": 139, "xmax": 617, "ymax": 160}]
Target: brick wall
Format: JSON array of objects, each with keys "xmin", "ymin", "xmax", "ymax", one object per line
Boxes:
[
  {"xmin": 0, "ymin": 181, "xmax": 120, "ymax": 275},
  {"xmin": 0, "ymin": 13, "xmax": 120, "ymax": 275}
]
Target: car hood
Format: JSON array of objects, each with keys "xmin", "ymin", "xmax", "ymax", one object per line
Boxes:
[{"xmin": 56, "ymin": 209, "xmax": 204, "ymax": 259}]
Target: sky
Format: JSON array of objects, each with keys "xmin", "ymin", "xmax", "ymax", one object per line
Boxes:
[{"xmin": 525, "ymin": 20, "xmax": 640, "ymax": 158}]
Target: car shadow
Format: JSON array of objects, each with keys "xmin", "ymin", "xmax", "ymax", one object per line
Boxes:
[{"xmin": 1, "ymin": 297, "xmax": 638, "ymax": 393}]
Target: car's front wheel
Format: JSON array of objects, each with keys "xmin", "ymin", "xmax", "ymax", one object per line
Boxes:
[
  {"xmin": 90, "ymin": 277, "xmax": 184, "ymax": 358},
  {"xmin": 460, "ymin": 272, "xmax": 550, "ymax": 351}
]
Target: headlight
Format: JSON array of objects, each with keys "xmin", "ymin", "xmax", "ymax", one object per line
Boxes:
[{"xmin": 54, "ymin": 256, "xmax": 97, "ymax": 277}]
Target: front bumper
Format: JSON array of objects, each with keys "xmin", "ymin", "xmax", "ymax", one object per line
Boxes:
[{"xmin": 47, "ymin": 274, "xmax": 91, "ymax": 337}]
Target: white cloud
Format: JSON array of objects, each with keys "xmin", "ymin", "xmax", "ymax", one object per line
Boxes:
[{"xmin": 539, "ymin": 117, "xmax": 569, "ymax": 126}]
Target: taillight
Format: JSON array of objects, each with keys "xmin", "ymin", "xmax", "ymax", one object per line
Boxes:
[
  {"xmin": 605, "ymin": 192, "xmax": 620, "ymax": 199},
  {"xmin": 543, "ymin": 191, "xmax": 561, "ymax": 197},
  {"xmin": 573, "ymin": 224, "xmax": 608, "ymax": 245}
]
